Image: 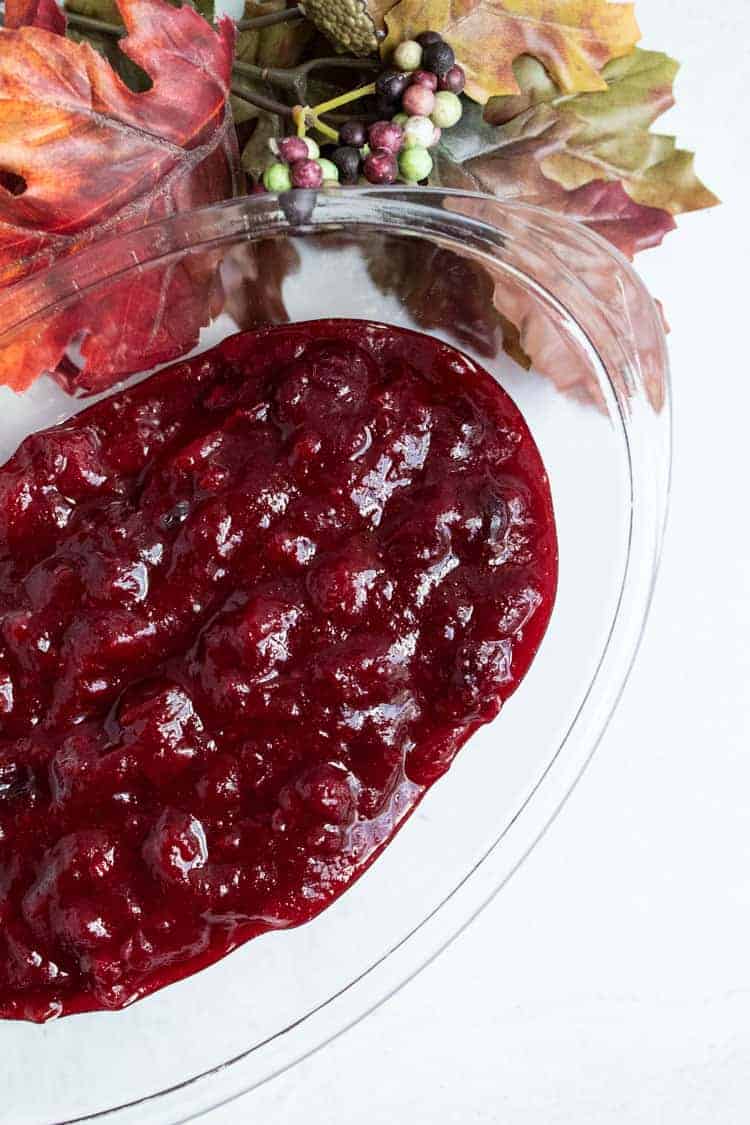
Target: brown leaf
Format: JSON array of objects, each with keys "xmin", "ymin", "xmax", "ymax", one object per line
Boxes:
[
  {"xmin": 383, "ymin": 0, "xmax": 640, "ymax": 104},
  {"xmin": 434, "ymin": 150, "xmax": 677, "ymax": 259},
  {"xmin": 366, "ymin": 237, "xmax": 503, "ymax": 358},
  {"xmin": 223, "ymin": 239, "xmax": 300, "ymax": 332}
]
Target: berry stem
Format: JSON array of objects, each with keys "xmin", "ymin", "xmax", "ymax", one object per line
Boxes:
[
  {"xmin": 310, "ymin": 82, "xmax": 377, "ymax": 118},
  {"xmin": 310, "ymin": 117, "xmax": 340, "ymax": 142},
  {"xmin": 293, "ymin": 82, "xmax": 377, "ymax": 144},
  {"xmin": 293, "ymin": 104, "xmax": 307, "ymax": 138}
]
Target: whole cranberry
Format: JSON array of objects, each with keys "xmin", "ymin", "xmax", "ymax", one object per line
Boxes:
[
  {"xmin": 402, "ymin": 83, "xmax": 436, "ymax": 118},
  {"xmin": 290, "ymin": 159, "xmax": 323, "ymax": 189},
  {"xmin": 411, "ymin": 70, "xmax": 438, "ymax": 91},
  {"xmin": 277, "ymin": 136, "xmax": 309, "ymax": 164},
  {"xmin": 375, "ymin": 68, "xmax": 411, "ymax": 104},
  {"xmin": 439, "ymin": 65, "xmax": 466, "ymax": 94},
  {"xmin": 416, "ymin": 30, "xmax": 443, "ymax": 47},
  {"xmin": 368, "ymin": 119, "xmax": 404, "ymax": 154},
  {"xmin": 338, "ymin": 119, "xmax": 367, "ymax": 148},
  {"xmin": 363, "ymin": 149, "xmax": 398, "ymax": 185}
]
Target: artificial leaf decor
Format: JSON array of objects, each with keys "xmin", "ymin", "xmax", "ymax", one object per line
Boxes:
[
  {"xmin": 435, "ymin": 50, "xmax": 718, "ymax": 252},
  {"xmin": 383, "ymin": 0, "xmax": 640, "ymax": 103},
  {"xmin": 483, "ymin": 51, "xmax": 719, "ymax": 214},
  {"xmin": 3, "ymin": 0, "xmax": 65, "ymax": 33},
  {"xmin": 0, "ymin": 0, "xmax": 718, "ymax": 401},
  {"xmin": 0, "ymin": 0, "xmax": 239, "ymax": 391}
]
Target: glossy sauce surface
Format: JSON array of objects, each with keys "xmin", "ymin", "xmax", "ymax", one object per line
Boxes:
[{"xmin": 0, "ymin": 320, "xmax": 557, "ymax": 1020}]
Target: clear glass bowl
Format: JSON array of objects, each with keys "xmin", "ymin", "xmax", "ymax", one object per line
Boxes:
[{"xmin": 0, "ymin": 189, "xmax": 670, "ymax": 1124}]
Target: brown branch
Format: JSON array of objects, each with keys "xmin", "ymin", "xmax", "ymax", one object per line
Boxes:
[
  {"xmin": 234, "ymin": 55, "xmax": 379, "ymax": 104},
  {"xmin": 55, "ymin": 5, "xmax": 306, "ymax": 37},
  {"xmin": 236, "ymin": 6, "xmax": 304, "ymax": 31},
  {"xmin": 231, "ymin": 79, "xmax": 293, "ymax": 118},
  {"xmin": 64, "ymin": 11, "xmax": 125, "ymax": 37}
]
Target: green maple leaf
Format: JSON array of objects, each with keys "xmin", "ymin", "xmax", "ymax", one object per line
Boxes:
[{"xmin": 468, "ymin": 49, "xmax": 719, "ymax": 215}]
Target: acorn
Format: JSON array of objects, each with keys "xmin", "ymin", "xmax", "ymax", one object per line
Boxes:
[{"xmin": 300, "ymin": 0, "xmax": 387, "ymax": 56}]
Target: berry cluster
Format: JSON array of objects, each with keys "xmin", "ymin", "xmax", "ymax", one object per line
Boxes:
[
  {"xmin": 263, "ymin": 135, "xmax": 335, "ymax": 192},
  {"xmin": 261, "ymin": 30, "xmax": 465, "ymax": 191}
]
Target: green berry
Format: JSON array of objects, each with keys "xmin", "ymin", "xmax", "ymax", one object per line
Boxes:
[
  {"xmin": 398, "ymin": 144, "xmax": 433, "ymax": 183},
  {"xmin": 431, "ymin": 91, "xmax": 463, "ymax": 129},
  {"xmin": 303, "ymin": 137, "xmax": 320, "ymax": 159},
  {"xmin": 317, "ymin": 157, "xmax": 340, "ymax": 183},
  {"xmin": 263, "ymin": 162, "xmax": 292, "ymax": 192},
  {"xmin": 393, "ymin": 39, "xmax": 422, "ymax": 71}
]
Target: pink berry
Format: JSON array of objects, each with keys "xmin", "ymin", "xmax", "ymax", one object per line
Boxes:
[
  {"xmin": 277, "ymin": 136, "xmax": 309, "ymax": 164},
  {"xmin": 439, "ymin": 65, "xmax": 466, "ymax": 94},
  {"xmin": 291, "ymin": 159, "xmax": 323, "ymax": 189},
  {"xmin": 368, "ymin": 119, "xmax": 404, "ymax": 154},
  {"xmin": 402, "ymin": 83, "xmax": 436, "ymax": 118},
  {"xmin": 363, "ymin": 148, "xmax": 398, "ymax": 185},
  {"xmin": 411, "ymin": 70, "xmax": 438, "ymax": 92}
]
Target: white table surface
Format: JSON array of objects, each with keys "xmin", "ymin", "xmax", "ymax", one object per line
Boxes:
[{"xmin": 201, "ymin": 2, "xmax": 749, "ymax": 1120}]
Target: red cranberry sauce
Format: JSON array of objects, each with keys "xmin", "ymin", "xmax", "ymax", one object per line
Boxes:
[{"xmin": 0, "ymin": 320, "xmax": 557, "ymax": 1020}]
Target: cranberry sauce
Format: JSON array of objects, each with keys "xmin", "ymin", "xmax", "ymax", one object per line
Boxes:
[{"xmin": 0, "ymin": 320, "xmax": 557, "ymax": 1020}]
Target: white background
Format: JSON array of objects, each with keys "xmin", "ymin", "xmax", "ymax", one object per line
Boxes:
[{"xmin": 207, "ymin": 2, "xmax": 750, "ymax": 1121}]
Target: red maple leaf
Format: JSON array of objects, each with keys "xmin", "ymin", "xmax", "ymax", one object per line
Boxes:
[
  {"xmin": 3, "ymin": 0, "xmax": 66, "ymax": 35},
  {"xmin": 0, "ymin": 0, "xmax": 240, "ymax": 393}
]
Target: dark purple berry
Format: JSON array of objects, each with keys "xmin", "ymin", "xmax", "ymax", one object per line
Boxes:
[
  {"xmin": 422, "ymin": 41, "xmax": 455, "ymax": 77},
  {"xmin": 363, "ymin": 148, "xmax": 398, "ymax": 185},
  {"xmin": 439, "ymin": 65, "xmax": 466, "ymax": 94},
  {"xmin": 290, "ymin": 159, "xmax": 323, "ymax": 189},
  {"xmin": 375, "ymin": 68, "xmax": 411, "ymax": 103},
  {"xmin": 368, "ymin": 120, "xmax": 404, "ymax": 154},
  {"xmin": 374, "ymin": 93, "xmax": 399, "ymax": 118},
  {"xmin": 339, "ymin": 120, "xmax": 367, "ymax": 149},
  {"xmin": 411, "ymin": 69, "xmax": 438, "ymax": 91},
  {"xmin": 416, "ymin": 30, "xmax": 443, "ymax": 47},
  {"xmin": 277, "ymin": 136, "xmax": 309, "ymax": 164},
  {"xmin": 330, "ymin": 145, "xmax": 362, "ymax": 185}
]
